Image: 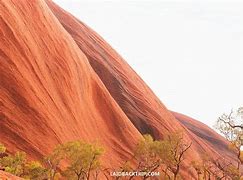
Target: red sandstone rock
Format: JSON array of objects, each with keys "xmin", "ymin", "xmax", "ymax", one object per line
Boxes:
[
  {"xmin": 0, "ymin": 0, "xmax": 236, "ymax": 178},
  {"xmin": 0, "ymin": 171, "xmax": 22, "ymax": 180}
]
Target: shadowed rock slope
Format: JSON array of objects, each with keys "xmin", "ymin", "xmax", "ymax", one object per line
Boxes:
[{"xmin": 172, "ymin": 111, "xmax": 236, "ymax": 162}]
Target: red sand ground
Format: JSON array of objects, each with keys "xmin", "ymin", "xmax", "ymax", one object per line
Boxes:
[
  {"xmin": 0, "ymin": 0, "xmax": 236, "ymax": 179},
  {"xmin": 0, "ymin": 171, "xmax": 22, "ymax": 180}
]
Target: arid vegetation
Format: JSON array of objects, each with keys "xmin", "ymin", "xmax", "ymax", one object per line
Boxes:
[
  {"xmin": 0, "ymin": 141, "xmax": 104, "ymax": 180},
  {"xmin": 191, "ymin": 154, "xmax": 240, "ymax": 179},
  {"xmin": 0, "ymin": 144, "xmax": 48, "ymax": 179},
  {"xmin": 0, "ymin": 129, "xmax": 241, "ymax": 179},
  {"xmin": 115, "ymin": 132, "xmax": 192, "ymax": 180},
  {"xmin": 216, "ymin": 107, "xmax": 243, "ymax": 173},
  {"xmin": 183, "ymin": 107, "xmax": 243, "ymax": 180},
  {"xmin": 0, "ymin": 132, "xmax": 192, "ymax": 179}
]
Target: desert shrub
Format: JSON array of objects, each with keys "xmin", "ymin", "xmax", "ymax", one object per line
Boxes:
[
  {"xmin": 46, "ymin": 140, "xmax": 104, "ymax": 180},
  {"xmin": 23, "ymin": 161, "xmax": 48, "ymax": 180},
  {"xmin": 120, "ymin": 132, "xmax": 191, "ymax": 180},
  {"xmin": 0, "ymin": 151, "xmax": 26, "ymax": 176}
]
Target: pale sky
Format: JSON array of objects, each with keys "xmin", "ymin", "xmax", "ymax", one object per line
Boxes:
[{"xmin": 53, "ymin": 0, "xmax": 243, "ymax": 128}]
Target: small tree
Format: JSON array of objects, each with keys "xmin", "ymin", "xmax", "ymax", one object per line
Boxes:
[
  {"xmin": 192, "ymin": 154, "xmax": 240, "ymax": 180},
  {"xmin": 212, "ymin": 158, "xmax": 240, "ymax": 180},
  {"xmin": 0, "ymin": 143, "xmax": 47, "ymax": 179},
  {"xmin": 164, "ymin": 132, "xmax": 192, "ymax": 180},
  {"xmin": 121, "ymin": 134, "xmax": 169, "ymax": 179},
  {"xmin": 45, "ymin": 144, "xmax": 66, "ymax": 180},
  {"xmin": 0, "ymin": 151, "xmax": 26, "ymax": 176},
  {"xmin": 216, "ymin": 107, "xmax": 243, "ymax": 169},
  {"xmin": 191, "ymin": 160, "xmax": 203, "ymax": 179},
  {"xmin": 123, "ymin": 132, "xmax": 191, "ymax": 180},
  {"xmin": 134, "ymin": 135, "xmax": 163, "ymax": 175},
  {"xmin": 46, "ymin": 140, "xmax": 104, "ymax": 180},
  {"xmin": 23, "ymin": 161, "xmax": 48, "ymax": 180}
]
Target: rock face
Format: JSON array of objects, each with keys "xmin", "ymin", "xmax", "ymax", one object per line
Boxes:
[
  {"xmin": 0, "ymin": 0, "xmax": 141, "ymax": 167},
  {"xmin": 172, "ymin": 112, "xmax": 236, "ymax": 162},
  {"xmin": 46, "ymin": 1, "xmax": 185, "ymax": 140},
  {"xmin": 0, "ymin": 0, "xmax": 236, "ymax": 178},
  {"xmin": 0, "ymin": 170, "xmax": 22, "ymax": 180}
]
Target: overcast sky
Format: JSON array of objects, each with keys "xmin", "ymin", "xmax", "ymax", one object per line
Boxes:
[{"xmin": 53, "ymin": 0, "xmax": 243, "ymax": 128}]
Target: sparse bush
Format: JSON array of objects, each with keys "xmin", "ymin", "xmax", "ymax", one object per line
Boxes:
[
  {"xmin": 163, "ymin": 132, "xmax": 192, "ymax": 180},
  {"xmin": 215, "ymin": 107, "xmax": 243, "ymax": 168},
  {"xmin": 119, "ymin": 132, "xmax": 191, "ymax": 180},
  {"xmin": 46, "ymin": 140, "xmax": 104, "ymax": 180},
  {"xmin": 191, "ymin": 154, "xmax": 240, "ymax": 180},
  {"xmin": 0, "ymin": 151, "xmax": 26, "ymax": 176},
  {"xmin": 23, "ymin": 161, "xmax": 48, "ymax": 180},
  {"xmin": 134, "ymin": 134, "xmax": 163, "ymax": 173}
]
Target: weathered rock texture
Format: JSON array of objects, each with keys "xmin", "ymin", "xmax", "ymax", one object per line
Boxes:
[{"xmin": 0, "ymin": 0, "xmax": 236, "ymax": 178}]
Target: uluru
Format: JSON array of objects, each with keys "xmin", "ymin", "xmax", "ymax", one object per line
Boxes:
[{"xmin": 0, "ymin": 0, "xmax": 241, "ymax": 179}]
